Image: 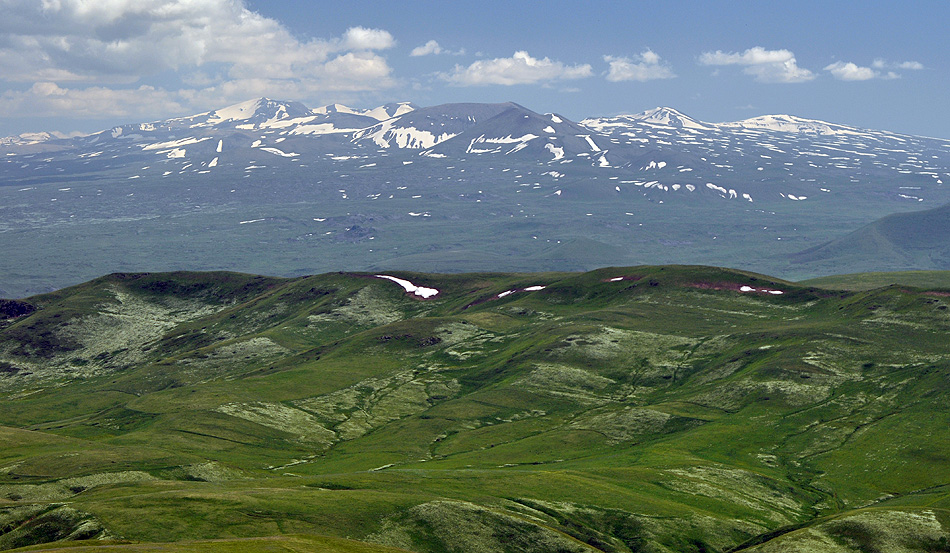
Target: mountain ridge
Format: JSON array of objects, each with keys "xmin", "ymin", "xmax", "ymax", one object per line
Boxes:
[
  {"xmin": 1, "ymin": 97, "xmax": 949, "ymax": 298},
  {"xmin": 8, "ymin": 97, "xmax": 948, "ymax": 145}
]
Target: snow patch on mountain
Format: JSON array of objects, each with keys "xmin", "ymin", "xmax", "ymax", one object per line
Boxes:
[
  {"xmin": 375, "ymin": 275, "xmax": 439, "ymax": 298},
  {"xmin": 314, "ymin": 102, "xmax": 414, "ymax": 121},
  {"xmin": 357, "ymin": 119, "xmax": 457, "ymax": 149},
  {"xmin": 259, "ymin": 147, "xmax": 298, "ymax": 157},
  {"xmin": 578, "ymin": 135, "xmax": 602, "ymax": 152},
  {"xmin": 208, "ymin": 98, "xmax": 272, "ymax": 123},
  {"xmin": 632, "ymin": 107, "xmax": 712, "ymax": 130},
  {"xmin": 581, "ymin": 107, "xmax": 711, "ymax": 132},
  {"xmin": 288, "ymin": 123, "xmax": 362, "ymax": 136},
  {"xmin": 466, "ymin": 133, "xmax": 540, "ymax": 154},
  {"xmin": 142, "ymin": 137, "xmax": 211, "ymax": 151},
  {"xmin": 721, "ymin": 115, "xmax": 865, "ymax": 136},
  {"xmin": 0, "ymin": 131, "xmax": 75, "ymax": 146}
]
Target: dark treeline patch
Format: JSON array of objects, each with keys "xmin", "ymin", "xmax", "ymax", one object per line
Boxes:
[{"xmin": 0, "ymin": 300, "xmax": 36, "ymax": 320}]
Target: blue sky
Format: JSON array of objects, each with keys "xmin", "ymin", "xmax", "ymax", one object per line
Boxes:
[{"xmin": 1, "ymin": 0, "xmax": 947, "ymax": 138}]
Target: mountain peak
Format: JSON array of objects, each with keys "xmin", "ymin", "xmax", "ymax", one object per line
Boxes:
[
  {"xmin": 721, "ymin": 114, "xmax": 864, "ymax": 135},
  {"xmin": 313, "ymin": 102, "xmax": 416, "ymax": 122},
  {"xmin": 206, "ymin": 98, "xmax": 311, "ymax": 125},
  {"xmin": 631, "ymin": 107, "xmax": 710, "ymax": 130}
]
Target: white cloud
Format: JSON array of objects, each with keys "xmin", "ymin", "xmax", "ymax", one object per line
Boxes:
[
  {"xmin": 604, "ymin": 50, "xmax": 675, "ymax": 82},
  {"xmin": 410, "ymin": 40, "xmax": 465, "ymax": 57},
  {"xmin": 411, "ymin": 40, "xmax": 443, "ymax": 57},
  {"xmin": 701, "ymin": 47, "xmax": 795, "ymax": 66},
  {"xmin": 873, "ymin": 58, "xmax": 925, "ymax": 72},
  {"xmin": 0, "ymin": 82, "xmax": 187, "ymax": 119},
  {"xmin": 321, "ymin": 52, "xmax": 393, "ymax": 87},
  {"xmin": 0, "ymin": 0, "xmax": 398, "ymax": 121},
  {"xmin": 699, "ymin": 46, "xmax": 815, "ymax": 83},
  {"xmin": 342, "ymin": 26, "xmax": 395, "ymax": 51},
  {"xmin": 827, "ymin": 58, "xmax": 923, "ymax": 81},
  {"xmin": 442, "ymin": 51, "xmax": 592, "ymax": 86},
  {"xmin": 825, "ymin": 61, "xmax": 877, "ymax": 81}
]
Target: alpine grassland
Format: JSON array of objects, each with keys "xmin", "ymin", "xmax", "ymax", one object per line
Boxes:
[{"xmin": 1, "ymin": 266, "xmax": 950, "ymax": 552}]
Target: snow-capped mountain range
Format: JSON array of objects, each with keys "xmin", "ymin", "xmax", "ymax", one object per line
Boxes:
[
  {"xmin": 4, "ymin": 98, "xmax": 946, "ymax": 206},
  {"xmin": 2, "ymin": 97, "xmax": 950, "ymax": 297}
]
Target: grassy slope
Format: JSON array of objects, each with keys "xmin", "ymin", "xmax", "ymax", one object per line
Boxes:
[
  {"xmin": 1, "ymin": 267, "xmax": 949, "ymax": 552},
  {"xmin": 10, "ymin": 535, "xmax": 411, "ymax": 552},
  {"xmin": 789, "ymin": 202, "xmax": 950, "ymax": 276},
  {"xmin": 800, "ymin": 270, "xmax": 950, "ymax": 291}
]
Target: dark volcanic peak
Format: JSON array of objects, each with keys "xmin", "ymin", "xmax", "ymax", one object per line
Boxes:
[{"xmin": 423, "ymin": 103, "xmax": 613, "ymax": 165}]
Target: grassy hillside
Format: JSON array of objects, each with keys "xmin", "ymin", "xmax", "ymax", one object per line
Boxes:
[
  {"xmin": 1, "ymin": 267, "xmax": 950, "ymax": 552},
  {"xmin": 801, "ymin": 270, "xmax": 950, "ymax": 291},
  {"xmin": 790, "ymin": 202, "xmax": 950, "ymax": 276}
]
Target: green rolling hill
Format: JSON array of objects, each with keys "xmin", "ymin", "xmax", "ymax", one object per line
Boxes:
[
  {"xmin": 791, "ymin": 202, "xmax": 950, "ymax": 276},
  {"xmin": 1, "ymin": 267, "xmax": 950, "ymax": 552}
]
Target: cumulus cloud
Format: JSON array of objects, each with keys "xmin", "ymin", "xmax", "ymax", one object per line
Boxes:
[
  {"xmin": 604, "ymin": 50, "xmax": 675, "ymax": 82},
  {"xmin": 0, "ymin": 82, "xmax": 188, "ymax": 119},
  {"xmin": 410, "ymin": 40, "xmax": 464, "ymax": 57},
  {"xmin": 826, "ymin": 58, "xmax": 923, "ymax": 81},
  {"xmin": 873, "ymin": 59, "xmax": 922, "ymax": 70},
  {"xmin": 442, "ymin": 51, "xmax": 592, "ymax": 86},
  {"xmin": 0, "ymin": 0, "xmax": 399, "ymax": 121},
  {"xmin": 342, "ymin": 26, "xmax": 396, "ymax": 51},
  {"xmin": 699, "ymin": 46, "xmax": 815, "ymax": 83},
  {"xmin": 411, "ymin": 40, "xmax": 443, "ymax": 57},
  {"xmin": 824, "ymin": 61, "xmax": 877, "ymax": 81}
]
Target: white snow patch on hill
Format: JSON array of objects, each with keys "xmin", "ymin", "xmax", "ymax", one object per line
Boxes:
[
  {"xmin": 260, "ymin": 147, "xmax": 298, "ymax": 157},
  {"xmin": 466, "ymin": 133, "xmax": 540, "ymax": 154},
  {"xmin": 545, "ymin": 143, "xmax": 564, "ymax": 160},
  {"xmin": 722, "ymin": 114, "xmax": 866, "ymax": 136},
  {"xmin": 143, "ymin": 137, "xmax": 211, "ymax": 151},
  {"xmin": 289, "ymin": 123, "xmax": 361, "ymax": 136},
  {"xmin": 375, "ymin": 275, "xmax": 439, "ymax": 298},
  {"xmin": 356, "ymin": 119, "xmax": 456, "ymax": 149},
  {"xmin": 208, "ymin": 98, "xmax": 266, "ymax": 123},
  {"xmin": 578, "ymin": 135, "xmax": 602, "ymax": 152}
]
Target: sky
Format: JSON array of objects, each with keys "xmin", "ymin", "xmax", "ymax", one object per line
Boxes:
[{"xmin": 0, "ymin": 0, "xmax": 948, "ymax": 138}]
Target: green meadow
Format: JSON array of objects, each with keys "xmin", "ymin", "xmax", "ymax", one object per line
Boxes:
[{"xmin": 1, "ymin": 266, "xmax": 950, "ymax": 552}]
